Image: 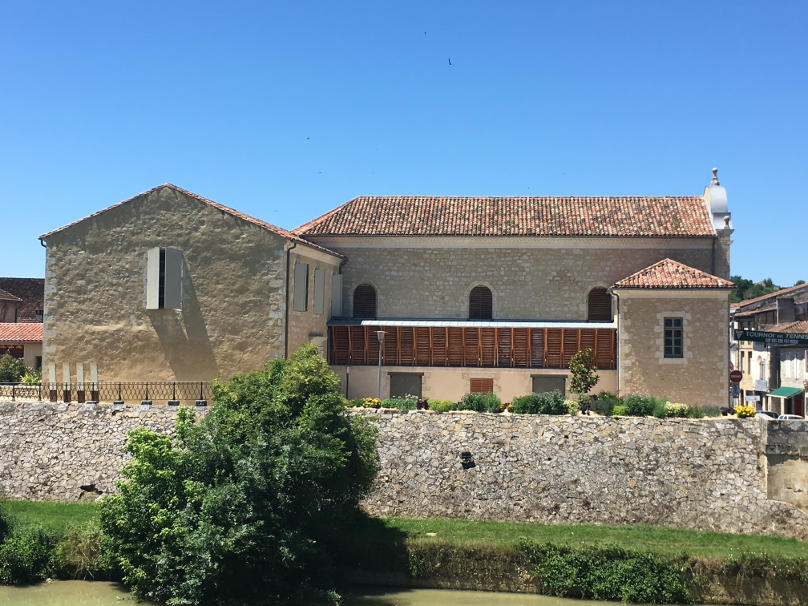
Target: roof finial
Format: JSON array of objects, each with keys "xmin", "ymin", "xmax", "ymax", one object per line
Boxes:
[{"xmin": 711, "ymin": 167, "xmax": 719, "ymax": 185}]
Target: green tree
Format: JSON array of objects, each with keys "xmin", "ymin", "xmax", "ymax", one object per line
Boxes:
[
  {"xmin": 569, "ymin": 348, "xmax": 598, "ymax": 397},
  {"xmin": 0, "ymin": 355, "xmax": 26, "ymax": 383},
  {"xmin": 100, "ymin": 345, "xmax": 378, "ymax": 605},
  {"xmin": 729, "ymin": 275, "xmax": 781, "ymax": 303}
]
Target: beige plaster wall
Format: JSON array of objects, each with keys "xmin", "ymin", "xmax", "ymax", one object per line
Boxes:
[
  {"xmin": 0, "ymin": 301, "xmax": 18, "ymax": 322},
  {"xmin": 286, "ymin": 250, "xmax": 340, "ymax": 357},
  {"xmin": 43, "ymin": 186, "xmax": 333, "ymax": 382},
  {"xmin": 617, "ymin": 292, "xmax": 729, "ymax": 406},
  {"xmin": 23, "ymin": 343, "xmax": 42, "ymax": 369},
  {"xmin": 315, "ymin": 240, "xmax": 715, "ymax": 320},
  {"xmin": 332, "ymin": 364, "xmax": 616, "ymax": 402}
]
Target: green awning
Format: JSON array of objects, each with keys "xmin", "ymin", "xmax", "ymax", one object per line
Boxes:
[{"xmin": 768, "ymin": 387, "xmax": 804, "ymax": 398}]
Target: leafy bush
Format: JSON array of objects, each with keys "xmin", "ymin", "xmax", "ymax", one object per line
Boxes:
[
  {"xmin": 0, "ymin": 355, "xmax": 26, "ymax": 383},
  {"xmin": 665, "ymin": 403, "xmax": 690, "ymax": 418},
  {"xmin": 518, "ymin": 540, "xmax": 688, "ymax": 603},
  {"xmin": 686, "ymin": 406, "xmax": 705, "ymax": 418},
  {"xmin": 700, "ymin": 405, "xmax": 721, "ymax": 417},
  {"xmin": 511, "ymin": 391, "xmax": 567, "ymax": 415},
  {"xmin": 0, "ymin": 526, "xmax": 57, "ymax": 585},
  {"xmin": 591, "ymin": 392, "xmax": 621, "ymax": 416},
  {"xmin": 100, "ymin": 344, "xmax": 378, "ymax": 605},
  {"xmin": 457, "ymin": 392, "xmax": 501, "ymax": 413},
  {"xmin": 381, "ymin": 396, "xmax": 418, "ymax": 410},
  {"xmin": 564, "ymin": 399, "xmax": 580, "ymax": 416},
  {"xmin": 651, "ymin": 398, "xmax": 669, "ymax": 419},
  {"xmin": 359, "ymin": 397, "xmax": 381, "ymax": 408},
  {"xmin": 569, "ymin": 348, "xmax": 599, "ymax": 396},
  {"xmin": 428, "ymin": 399, "xmax": 456, "ymax": 412},
  {"xmin": 20, "ymin": 369, "xmax": 42, "ymax": 385},
  {"xmin": 624, "ymin": 395, "xmax": 656, "ymax": 417},
  {"xmin": 52, "ymin": 529, "xmax": 107, "ymax": 580},
  {"xmin": 735, "ymin": 405, "xmax": 756, "ymax": 418},
  {"xmin": 612, "ymin": 405, "xmax": 627, "ymax": 416}
]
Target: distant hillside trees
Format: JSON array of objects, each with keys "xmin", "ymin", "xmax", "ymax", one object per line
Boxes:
[{"xmin": 729, "ymin": 276, "xmax": 805, "ymax": 303}]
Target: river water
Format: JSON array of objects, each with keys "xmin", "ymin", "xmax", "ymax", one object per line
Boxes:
[{"xmin": 0, "ymin": 581, "xmax": 702, "ymax": 606}]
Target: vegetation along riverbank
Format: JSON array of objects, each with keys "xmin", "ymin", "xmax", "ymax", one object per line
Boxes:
[{"xmin": 2, "ymin": 500, "xmax": 808, "ymax": 605}]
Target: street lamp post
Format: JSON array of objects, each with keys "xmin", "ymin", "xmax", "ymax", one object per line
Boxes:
[{"xmin": 376, "ymin": 330, "xmax": 385, "ymax": 400}]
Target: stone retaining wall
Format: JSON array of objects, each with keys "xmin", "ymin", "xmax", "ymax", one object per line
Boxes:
[{"xmin": 1, "ymin": 401, "xmax": 807, "ymax": 539}]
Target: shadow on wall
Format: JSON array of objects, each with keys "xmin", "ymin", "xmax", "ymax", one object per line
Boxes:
[{"xmin": 147, "ymin": 259, "xmax": 218, "ymax": 380}]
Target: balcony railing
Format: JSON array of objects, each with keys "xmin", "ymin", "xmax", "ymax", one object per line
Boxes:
[
  {"xmin": 329, "ymin": 324, "xmax": 616, "ymax": 369},
  {"xmin": 0, "ymin": 381, "xmax": 212, "ymax": 405}
]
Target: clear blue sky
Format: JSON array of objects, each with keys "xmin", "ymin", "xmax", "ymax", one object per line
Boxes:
[{"xmin": 1, "ymin": 1, "xmax": 805, "ymax": 284}]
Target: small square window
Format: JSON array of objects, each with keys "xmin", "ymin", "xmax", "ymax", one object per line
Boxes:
[{"xmin": 663, "ymin": 317, "xmax": 683, "ymax": 358}]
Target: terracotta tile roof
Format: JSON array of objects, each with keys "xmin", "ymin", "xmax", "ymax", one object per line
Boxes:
[
  {"xmin": 294, "ymin": 195, "xmax": 716, "ymax": 238},
  {"xmin": 0, "ymin": 288, "xmax": 22, "ymax": 302},
  {"xmin": 0, "ymin": 278, "xmax": 44, "ymax": 322},
  {"xmin": 0, "ymin": 322, "xmax": 42, "ymax": 343},
  {"xmin": 39, "ymin": 184, "xmax": 343, "ymax": 259},
  {"xmin": 612, "ymin": 258, "xmax": 734, "ymax": 290},
  {"xmin": 769, "ymin": 320, "xmax": 808, "ymax": 334},
  {"xmin": 735, "ymin": 282, "xmax": 808, "ymax": 311}
]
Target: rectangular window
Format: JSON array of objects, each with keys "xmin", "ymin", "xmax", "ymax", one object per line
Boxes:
[
  {"xmin": 469, "ymin": 378, "xmax": 494, "ymax": 394},
  {"xmin": 532, "ymin": 375, "xmax": 566, "ymax": 397},
  {"xmin": 663, "ymin": 317, "xmax": 683, "ymax": 358},
  {"xmin": 146, "ymin": 247, "xmax": 182, "ymax": 309},
  {"xmin": 313, "ymin": 267, "xmax": 325, "ymax": 315},
  {"xmin": 389, "ymin": 373, "xmax": 423, "ymax": 398},
  {"xmin": 293, "ymin": 260, "xmax": 309, "ymax": 312}
]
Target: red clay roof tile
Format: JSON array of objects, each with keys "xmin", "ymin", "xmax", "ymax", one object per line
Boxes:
[
  {"xmin": 294, "ymin": 195, "xmax": 716, "ymax": 238},
  {"xmin": 612, "ymin": 258, "xmax": 734, "ymax": 290},
  {"xmin": 0, "ymin": 322, "xmax": 42, "ymax": 343}
]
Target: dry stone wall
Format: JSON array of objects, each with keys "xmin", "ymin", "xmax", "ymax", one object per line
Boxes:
[{"xmin": 1, "ymin": 401, "xmax": 807, "ymax": 540}]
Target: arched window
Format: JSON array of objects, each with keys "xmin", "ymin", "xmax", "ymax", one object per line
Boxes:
[
  {"xmin": 353, "ymin": 284, "xmax": 377, "ymax": 318},
  {"xmin": 587, "ymin": 288, "xmax": 612, "ymax": 321},
  {"xmin": 469, "ymin": 285, "xmax": 493, "ymax": 320}
]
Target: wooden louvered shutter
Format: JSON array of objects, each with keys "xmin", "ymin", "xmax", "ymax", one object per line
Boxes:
[
  {"xmin": 469, "ymin": 286, "xmax": 492, "ymax": 319},
  {"xmin": 470, "ymin": 378, "xmax": 494, "ymax": 394},
  {"xmin": 588, "ymin": 288, "xmax": 612, "ymax": 321},
  {"xmin": 353, "ymin": 285, "xmax": 376, "ymax": 318}
]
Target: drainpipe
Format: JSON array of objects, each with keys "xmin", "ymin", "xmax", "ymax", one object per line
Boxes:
[{"xmin": 284, "ymin": 241, "xmax": 297, "ymax": 358}]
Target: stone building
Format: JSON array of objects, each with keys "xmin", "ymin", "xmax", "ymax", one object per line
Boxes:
[
  {"xmin": 0, "ymin": 278, "xmax": 44, "ymax": 369},
  {"xmin": 40, "ymin": 170, "xmax": 735, "ymax": 406}
]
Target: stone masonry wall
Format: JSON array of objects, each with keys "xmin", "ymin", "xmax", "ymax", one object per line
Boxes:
[{"xmin": 2, "ymin": 401, "xmax": 807, "ymax": 540}]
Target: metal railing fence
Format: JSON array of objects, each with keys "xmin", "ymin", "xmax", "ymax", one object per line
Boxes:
[{"xmin": 0, "ymin": 381, "xmax": 212, "ymax": 405}]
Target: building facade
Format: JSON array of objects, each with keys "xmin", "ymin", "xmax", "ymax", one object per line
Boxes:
[{"xmin": 41, "ymin": 171, "xmax": 734, "ymax": 406}]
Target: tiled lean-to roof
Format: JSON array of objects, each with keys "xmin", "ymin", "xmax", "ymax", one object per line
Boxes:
[
  {"xmin": 768, "ymin": 320, "xmax": 808, "ymax": 334},
  {"xmin": 612, "ymin": 258, "xmax": 734, "ymax": 290},
  {"xmin": 0, "ymin": 288, "xmax": 22, "ymax": 302},
  {"xmin": 0, "ymin": 322, "xmax": 43, "ymax": 343},
  {"xmin": 39, "ymin": 184, "xmax": 343, "ymax": 259},
  {"xmin": 294, "ymin": 195, "xmax": 716, "ymax": 238}
]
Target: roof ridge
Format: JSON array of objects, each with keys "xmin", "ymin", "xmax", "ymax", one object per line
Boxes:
[
  {"xmin": 612, "ymin": 258, "xmax": 734, "ymax": 290},
  {"xmin": 736, "ymin": 282, "xmax": 808, "ymax": 308}
]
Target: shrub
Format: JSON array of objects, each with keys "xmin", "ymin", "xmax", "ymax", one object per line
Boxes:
[
  {"xmin": 511, "ymin": 391, "xmax": 567, "ymax": 415},
  {"xmin": 518, "ymin": 540, "xmax": 689, "ymax": 603},
  {"xmin": 0, "ymin": 526, "xmax": 57, "ymax": 585},
  {"xmin": 20, "ymin": 369, "xmax": 41, "ymax": 385},
  {"xmin": 665, "ymin": 402, "xmax": 690, "ymax": 418},
  {"xmin": 651, "ymin": 398, "xmax": 669, "ymax": 419},
  {"xmin": 428, "ymin": 399, "xmax": 456, "ymax": 412},
  {"xmin": 569, "ymin": 348, "xmax": 599, "ymax": 396},
  {"xmin": 591, "ymin": 392, "xmax": 621, "ymax": 416},
  {"xmin": 612, "ymin": 405, "xmax": 627, "ymax": 416},
  {"xmin": 100, "ymin": 344, "xmax": 378, "ymax": 605},
  {"xmin": 564, "ymin": 399, "xmax": 580, "ymax": 416},
  {"xmin": 457, "ymin": 392, "xmax": 501, "ymax": 413},
  {"xmin": 735, "ymin": 405, "xmax": 756, "ymax": 418},
  {"xmin": 700, "ymin": 405, "xmax": 721, "ymax": 417},
  {"xmin": 52, "ymin": 529, "xmax": 107, "ymax": 580},
  {"xmin": 624, "ymin": 395, "xmax": 655, "ymax": 417},
  {"xmin": 0, "ymin": 355, "xmax": 26, "ymax": 383},
  {"xmin": 381, "ymin": 396, "xmax": 417, "ymax": 410},
  {"xmin": 359, "ymin": 397, "xmax": 381, "ymax": 408},
  {"xmin": 686, "ymin": 406, "xmax": 705, "ymax": 418}
]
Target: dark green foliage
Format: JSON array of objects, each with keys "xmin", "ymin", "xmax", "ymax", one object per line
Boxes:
[
  {"xmin": 569, "ymin": 348, "xmax": 599, "ymax": 396},
  {"xmin": 518, "ymin": 540, "xmax": 689, "ymax": 604},
  {"xmin": 457, "ymin": 392, "xmax": 501, "ymax": 412},
  {"xmin": 0, "ymin": 354, "xmax": 27, "ymax": 383},
  {"xmin": 624, "ymin": 394, "xmax": 656, "ymax": 417},
  {"xmin": 651, "ymin": 398, "xmax": 669, "ymax": 418},
  {"xmin": 100, "ymin": 344, "xmax": 378, "ymax": 605},
  {"xmin": 0, "ymin": 526, "xmax": 57, "ymax": 585},
  {"xmin": 729, "ymin": 275, "xmax": 781, "ymax": 304},
  {"xmin": 511, "ymin": 391, "xmax": 567, "ymax": 415},
  {"xmin": 427, "ymin": 399, "xmax": 456, "ymax": 412},
  {"xmin": 381, "ymin": 396, "xmax": 417, "ymax": 410},
  {"xmin": 612, "ymin": 405, "xmax": 627, "ymax": 416},
  {"xmin": 591, "ymin": 392, "xmax": 621, "ymax": 416}
]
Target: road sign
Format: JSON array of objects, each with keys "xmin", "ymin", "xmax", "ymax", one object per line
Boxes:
[{"xmin": 729, "ymin": 370, "xmax": 743, "ymax": 383}]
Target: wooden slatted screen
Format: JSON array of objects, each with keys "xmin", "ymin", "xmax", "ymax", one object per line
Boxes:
[
  {"xmin": 468, "ymin": 286, "xmax": 493, "ymax": 319},
  {"xmin": 353, "ymin": 285, "xmax": 377, "ymax": 318},
  {"xmin": 328, "ymin": 326, "xmax": 616, "ymax": 369},
  {"xmin": 469, "ymin": 378, "xmax": 494, "ymax": 394},
  {"xmin": 588, "ymin": 288, "xmax": 612, "ymax": 321}
]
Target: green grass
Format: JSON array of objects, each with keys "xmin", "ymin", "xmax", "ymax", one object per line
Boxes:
[
  {"xmin": 387, "ymin": 517, "xmax": 808, "ymax": 559},
  {"xmin": 3, "ymin": 500, "xmax": 807, "ymax": 561},
  {"xmin": 3, "ymin": 500, "xmax": 99, "ymax": 532}
]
